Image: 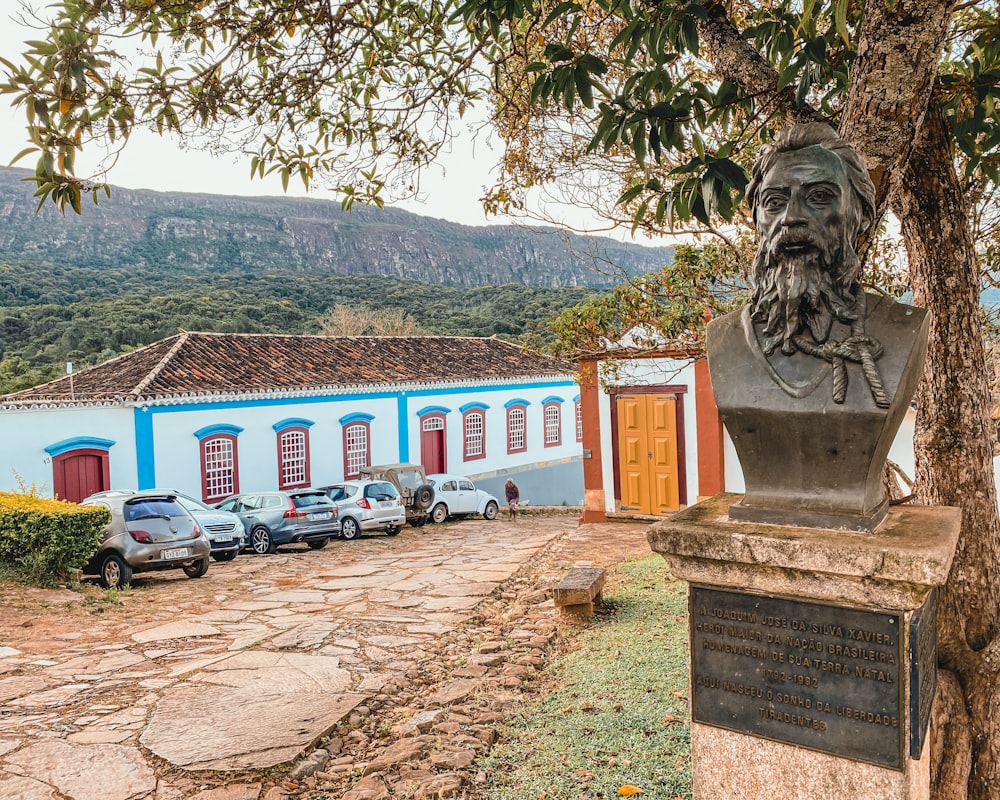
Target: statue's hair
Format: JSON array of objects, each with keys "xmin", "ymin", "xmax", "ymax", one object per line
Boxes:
[{"xmin": 746, "ymin": 123, "xmax": 876, "ymax": 240}]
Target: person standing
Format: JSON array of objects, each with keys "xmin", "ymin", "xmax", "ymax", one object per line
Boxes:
[{"xmin": 504, "ymin": 479, "xmax": 520, "ymax": 520}]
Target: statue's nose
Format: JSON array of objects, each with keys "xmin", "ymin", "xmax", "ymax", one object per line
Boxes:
[{"xmin": 780, "ymin": 191, "xmax": 810, "ymax": 227}]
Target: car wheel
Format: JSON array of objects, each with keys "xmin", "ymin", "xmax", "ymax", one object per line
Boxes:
[
  {"xmin": 430, "ymin": 503, "xmax": 448, "ymax": 524},
  {"xmin": 250, "ymin": 527, "xmax": 276, "ymax": 554},
  {"xmin": 183, "ymin": 557, "xmax": 210, "ymax": 578},
  {"xmin": 212, "ymin": 550, "xmax": 238, "ymax": 562},
  {"xmin": 341, "ymin": 518, "xmax": 360, "ymax": 540},
  {"xmin": 414, "ymin": 484, "xmax": 434, "ymax": 509},
  {"xmin": 483, "ymin": 500, "xmax": 499, "ymax": 520},
  {"xmin": 408, "ymin": 515, "xmax": 427, "ymax": 528},
  {"xmin": 385, "ymin": 525, "xmax": 401, "ymax": 536},
  {"xmin": 99, "ymin": 552, "xmax": 132, "ymax": 590},
  {"xmin": 307, "ymin": 538, "xmax": 330, "ymax": 550}
]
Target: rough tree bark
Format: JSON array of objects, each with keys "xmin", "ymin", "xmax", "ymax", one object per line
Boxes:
[{"xmin": 897, "ymin": 104, "xmax": 1000, "ymax": 800}]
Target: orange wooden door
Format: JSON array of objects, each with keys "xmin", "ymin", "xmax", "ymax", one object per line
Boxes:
[{"xmin": 616, "ymin": 394, "xmax": 680, "ymax": 514}]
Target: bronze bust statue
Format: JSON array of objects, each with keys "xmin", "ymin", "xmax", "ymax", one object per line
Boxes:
[{"xmin": 707, "ymin": 123, "xmax": 929, "ymax": 531}]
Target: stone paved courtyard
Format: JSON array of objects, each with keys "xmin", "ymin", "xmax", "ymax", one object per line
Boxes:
[{"xmin": 0, "ymin": 513, "xmax": 654, "ymax": 800}]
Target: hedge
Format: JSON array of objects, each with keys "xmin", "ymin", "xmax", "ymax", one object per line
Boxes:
[{"xmin": 0, "ymin": 491, "xmax": 109, "ymax": 583}]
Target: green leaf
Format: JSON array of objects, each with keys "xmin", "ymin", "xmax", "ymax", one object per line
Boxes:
[
  {"xmin": 834, "ymin": 0, "xmax": 850, "ymax": 45},
  {"xmin": 544, "ymin": 2, "xmax": 582, "ymax": 28}
]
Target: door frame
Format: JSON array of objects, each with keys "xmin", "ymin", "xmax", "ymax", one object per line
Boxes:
[{"xmin": 610, "ymin": 385, "xmax": 688, "ymax": 510}]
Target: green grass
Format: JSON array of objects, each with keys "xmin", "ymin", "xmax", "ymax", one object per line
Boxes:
[{"xmin": 482, "ymin": 555, "xmax": 692, "ymax": 800}]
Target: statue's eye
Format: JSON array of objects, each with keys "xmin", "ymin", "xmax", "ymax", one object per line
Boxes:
[
  {"xmin": 809, "ymin": 187, "xmax": 836, "ymax": 204},
  {"xmin": 762, "ymin": 194, "xmax": 787, "ymax": 212}
]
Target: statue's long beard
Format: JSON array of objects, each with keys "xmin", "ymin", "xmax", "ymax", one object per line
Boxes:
[{"xmin": 749, "ymin": 229, "xmax": 862, "ymax": 356}]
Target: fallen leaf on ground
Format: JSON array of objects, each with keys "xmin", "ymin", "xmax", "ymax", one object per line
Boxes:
[{"xmin": 618, "ymin": 786, "xmax": 645, "ymax": 796}]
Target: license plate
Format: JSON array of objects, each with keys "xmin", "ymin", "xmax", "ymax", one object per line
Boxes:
[
  {"xmin": 161, "ymin": 547, "xmax": 189, "ymax": 560},
  {"xmin": 379, "ymin": 500, "xmax": 395, "ymax": 508},
  {"xmin": 309, "ymin": 511, "xmax": 332, "ymax": 521},
  {"xmin": 214, "ymin": 535, "xmax": 233, "ymax": 543}
]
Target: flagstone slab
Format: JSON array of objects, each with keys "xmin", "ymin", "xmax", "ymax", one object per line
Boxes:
[
  {"xmin": 131, "ymin": 621, "xmax": 222, "ymax": 643},
  {"xmin": 47, "ymin": 651, "xmax": 147, "ymax": 677},
  {"xmin": 256, "ymin": 590, "xmax": 328, "ymax": 604},
  {"xmin": 10, "ymin": 683, "xmax": 92, "ymax": 708},
  {"xmin": 5, "ymin": 740, "xmax": 156, "ymax": 800},
  {"xmin": 0, "ymin": 774, "xmax": 58, "ymax": 800},
  {"xmin": 0, "ymin": 675, "xmax": 50, "ymax": 703},
  {"xmin": 141, "ymin": 684, "xmax": 366, "ymax": 770},
  {"xmin": 269, "ymin": 622, "xmax": 334, "ymax": 650},
  {"xmin": 193, "ymin": 651, "xmax": 351, "ymax": 693}
]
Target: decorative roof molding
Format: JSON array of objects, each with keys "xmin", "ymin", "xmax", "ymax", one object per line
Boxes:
[{"xmin": 44, "ymin": 436, "xmax": 116, "ymax": 457}]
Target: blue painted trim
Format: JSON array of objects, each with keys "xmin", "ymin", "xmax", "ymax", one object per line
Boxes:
[
  {"xmin": 44, "ymin": 436, "xmax": 116, "ymax": 458},
  {"xmin": 459, "ymin": 401, "xmax": 490, "ymax": 413},
  {"xmin": 397, "ymin": 395, "xmax": 409, "ymax": 462},
  {"xmin": 193, "ymin": 424, "xmax": 244, "ymax": 440},
  {"xmin": 134, "ymin": 408, "xmax": 155, "ymax": 489},
  {"xmin": 416, "ymin": 405, "xmax": 451, "ymax": 418},
  {"xmin": 133, "ymin": 380, "xmax": 576, "ymax": 416},
  {"xmin": 572, "ymin": 394, "xmax": 580, "ymax": 402},
  {"xmin": 504, "ymin": 398, "xmax": 531, "ymax": 409},
  {"xmin": 541, "ymin": 395, "xmax": 565, "ymax": 405},
  {"xmin": 272, "ymin": 417, "xmax": 315, "ymax": 432},
  {"xmin": 339, "ymin": 412, "xmax": 375, "ymax": 426}
]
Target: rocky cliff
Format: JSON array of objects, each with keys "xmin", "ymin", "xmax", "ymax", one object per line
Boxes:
[{"xmin": 0, "ymin": 167, "xmax": 673, "ymax": 288}]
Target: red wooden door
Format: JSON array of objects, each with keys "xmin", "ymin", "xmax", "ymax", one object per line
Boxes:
[
  {"xmin": 53, "ymin": 450, "xmax": 109, "ymax": 503},
  {"xmin": 420, "ymin": 415, "xmax": 447, "ymax": 473}
]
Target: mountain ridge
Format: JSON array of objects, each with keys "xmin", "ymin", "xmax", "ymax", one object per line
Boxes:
[{"xmin": 0, "ymin": 167, "xmax": 673, "ymax": 289}]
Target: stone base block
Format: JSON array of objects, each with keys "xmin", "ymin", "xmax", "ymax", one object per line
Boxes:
[{"xmin": 692, "ymin": 723, "xmax": 930, "ymax": 800}]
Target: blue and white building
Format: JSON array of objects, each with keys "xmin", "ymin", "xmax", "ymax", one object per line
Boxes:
[{"xmin": 0, "ymin": 332, "xmax": 584, "ymax": 506}]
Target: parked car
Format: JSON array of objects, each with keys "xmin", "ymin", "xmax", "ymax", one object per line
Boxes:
[
  {"xmin": 320, "ymin": 480, "xmax": 406, "ymax": 539},
  {"xmin": 426, "ymin": 474, "xmax": 500, "ymax": 523},
  {"xmin": 164, "ymin": 491, "xmax": 246, "ymax": 562},
  {"xmin": 358, "ymin": 463, "xmax": 435, "ymax": 527},
  {"xmin": 214, "ymin": 489, "xmax": 340, "ymax": 554},
  {"xmin": 80, "ymin": 490, "xmax": 212, "ymax": 589}
]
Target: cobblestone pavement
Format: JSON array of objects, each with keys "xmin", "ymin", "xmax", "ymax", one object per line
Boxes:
[{"xmin": 0, "ymin": 512, "xmax": 655, "ymax": 800}]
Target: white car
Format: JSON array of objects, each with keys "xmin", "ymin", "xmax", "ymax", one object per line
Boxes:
[{"xmin": 426, "ymin": 474, "xmax": 500, "ymax": 523}]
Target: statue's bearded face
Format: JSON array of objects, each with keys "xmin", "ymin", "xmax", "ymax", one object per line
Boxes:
[{"xmin": 750, "ymin": 146, "xmax": 862, "ymax": 356}]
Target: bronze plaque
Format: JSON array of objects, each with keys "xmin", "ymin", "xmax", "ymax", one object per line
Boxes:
[
  {"xmin": 690, "ymin": 586, "xmax": 903, "ymax": 769},
  {"xmin": 909, "ymin": 590, "xmax": 937, "ymax": 759}
]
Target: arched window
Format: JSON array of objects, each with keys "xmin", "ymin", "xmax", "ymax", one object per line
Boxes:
[
  {"xmin": 274, "ymin": 418, "xmax": 314, "ymax": 490},
  {"xmin": 461, "ymin": 402, "xmax": 489, "ymax": 462},
  {"xmin": 542, "ymin": 395, "xmax": 564, "ymax": 447},
  {"xmin": 195, "ymin": 424, "xmax": 243, "ymax": 503},
  {"xmin": 505, "ymin": 399, "xmax": 530, "ymax": 454},
  {"xmin": 340, "ymin": 413, "xmax": 374, "ymax": 478}
]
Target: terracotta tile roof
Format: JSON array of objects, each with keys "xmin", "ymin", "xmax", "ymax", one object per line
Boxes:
[{"xmin": 1, "ymin": 332, "xmax": 575, "ymax": 407}]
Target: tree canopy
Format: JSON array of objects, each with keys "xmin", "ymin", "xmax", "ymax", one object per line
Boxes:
[{"xmin": 7, "ymin": 1, "xmax": 1000, "ymax": 797}]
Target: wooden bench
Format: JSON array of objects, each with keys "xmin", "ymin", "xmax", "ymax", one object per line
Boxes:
[{"xmin": 553, "ymin": 567, "xmax": 606, "ymax": 619}]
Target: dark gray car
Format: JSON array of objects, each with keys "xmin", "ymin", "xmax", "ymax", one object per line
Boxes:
[{"xmin": 214, "ymin": 489, "xmax": 340, "ymax": 554}]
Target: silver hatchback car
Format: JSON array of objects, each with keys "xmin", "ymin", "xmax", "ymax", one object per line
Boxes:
[
  {"xmin": 320, "ymin": 480, "xmax": 405, "ymax": 540},
  {"xmin": 80, "ymin": 490, "xmax": 212, "ymax": 589},
  {"xmin": 215, "ymin": 489, "xmax": 340, "ymax": 554}
]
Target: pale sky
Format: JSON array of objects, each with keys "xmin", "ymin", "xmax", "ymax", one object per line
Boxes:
[{"xmin": 0, "ymin": 4, "xmax": 650, "ymax": 241}]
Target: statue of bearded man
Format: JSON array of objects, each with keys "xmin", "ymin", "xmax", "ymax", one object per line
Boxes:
[{"xmin": 707, "ymin": 123, "xmax": 929, "ymax": 531}]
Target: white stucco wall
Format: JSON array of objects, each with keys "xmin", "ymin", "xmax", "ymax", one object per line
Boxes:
[{"xmin": 0, "ymin": 405, "xmax": 138, "ymax": 495}]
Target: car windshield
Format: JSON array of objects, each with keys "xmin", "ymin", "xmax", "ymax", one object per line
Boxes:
[
  {"xmin": 174, "ymin": 495, "xmax": 209, "ymax": 512},
  {"xmin": 124, "ymin": 498, "xmax": 185, "ymax": 521},
  {"xmin": 325, "ymin": 486, "xmax": 348, "ymax": 501},
  {"xmin": 291, "ymin": 492, "xmax": 333, "ymax": 508}
]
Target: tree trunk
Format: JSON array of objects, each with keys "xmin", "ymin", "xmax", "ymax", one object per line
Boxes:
[{"xmin": 896, "ymin": 103, "xmax": 1000, "ymax": 800}]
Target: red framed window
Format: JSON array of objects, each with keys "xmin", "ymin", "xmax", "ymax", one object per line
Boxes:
[
  {"xmin": 544, "ymin": 401, "xmax": 562, "ymax": 447},
  {"xmin": 463, "ymin": 409, "xmax": 486, "ymax": 461},
  {"xmin": 343, "ymin": 421, "xmax": 370, "ymax": 478},
  {"xmin": 201, "ymin": 434, "xmax": 240, "ymax": 502},
  {"xmin": 506, "ymin": 404, "xmax": 527, "ymax": 454},
  {"xmin": 277, "ymin": 428, "xmax": 311, "ymax": 489}
]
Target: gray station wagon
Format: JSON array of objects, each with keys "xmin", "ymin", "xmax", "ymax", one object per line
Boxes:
[{"xmin": 214, "ymin": 489, "xmax": 340, "ymax": 554}]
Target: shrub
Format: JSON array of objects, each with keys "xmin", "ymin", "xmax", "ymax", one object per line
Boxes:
[{"xmin": 0, "ymin": 491, "xmax": 108, "ymax": 584}]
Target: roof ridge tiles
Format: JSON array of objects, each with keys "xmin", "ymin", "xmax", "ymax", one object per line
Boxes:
[{"xmin": 131, "ymin": 330, "xmax": 191, "ymax": 398}]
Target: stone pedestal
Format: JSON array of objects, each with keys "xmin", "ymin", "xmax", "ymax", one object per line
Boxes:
[{"xmin": 648, "ymin": 493, "xmax": 960, "ymax": 800}]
